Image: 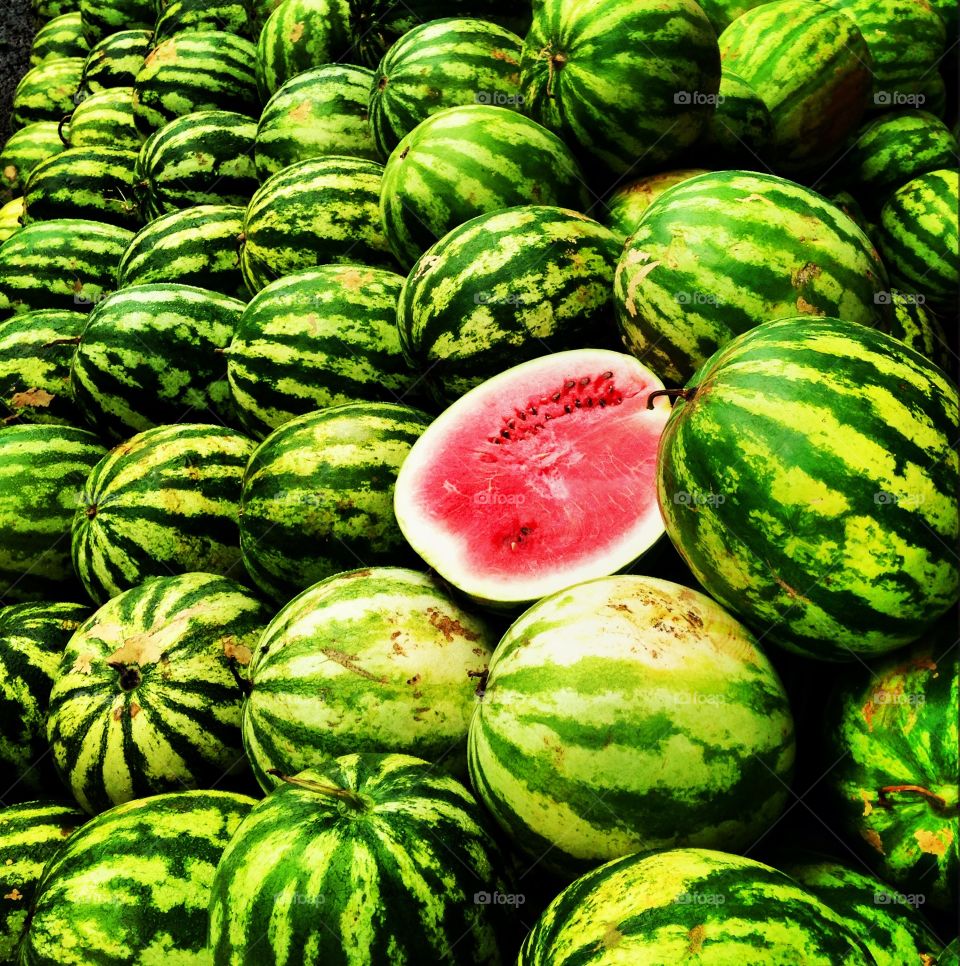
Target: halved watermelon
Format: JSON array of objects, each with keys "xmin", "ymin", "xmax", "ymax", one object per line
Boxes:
[{"xmin": 393, "ymin": 349, "xmax": 670, "ymax": 607}]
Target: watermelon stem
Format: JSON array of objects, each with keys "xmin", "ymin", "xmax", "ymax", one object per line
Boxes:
[
  {"xmin": 646, "ymin": 387, "xmax": 697, "ymax": 410},
  {"xmin": 226, "ymin": 657, "xmax": 253, "ymax": 696},
  {"xmin": 106, "ymin": 662, "xmax": 142, "ymax": 691},
  {"xmin": 877, "ymin": 784, "xmax": 951, "ymax": 811},
  {"xmin": 57, "ymin": 113, "xmax": 71, "ymax": 146},
  {"xmin": 267, "ymin": 769, "xmax": 367, "ymax": 810},
  {"xmin": 468, "ymin": 668, "xmax": 489, "ymax": 698},
  {"xmin": 43, "ymin": 337, "xmax": 81, "ymax": 349}
]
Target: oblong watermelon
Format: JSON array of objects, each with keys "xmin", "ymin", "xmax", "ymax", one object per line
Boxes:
[
  {"xmin": 46, "ymin": 573, "xmax": 269, "ymax": 813},
  {"xmin": 29, "ymin": 12, "xmax": 89, "ymax": 66},
  {"xmin": 239, "ymin": 402, "xmax": 431, "ymax": 601},
  {"xmin": 79, "ymin": 29, "xmax": 152, "ymax": 95},
  {"xmin": 62, "ymin": 87, "xmax": 141, "ymax": 150},
  {"xmin": 700, "ymin": 67, "xmax": 773, "ymax": 167},
  {"xmin": 11, "ymin": 57, "xmax": 85, "ymax": 130},
  {"xmin": 394, "ymin": 349, "xmax": 670, "ymax": 608},
  {"xmin": 0, "ymin": 122, "xmax": 66, "ymax": 199},
  {"xmin": 657, "ymin": 315, "xmax": 958, "ymax": 658},
  {"xmin": 154, "ymin": 0, "xmax": 252, "ymax": 41},
  {"xmin": 78, "ymin": 0, "xmax": 153, "ymax": 44}
]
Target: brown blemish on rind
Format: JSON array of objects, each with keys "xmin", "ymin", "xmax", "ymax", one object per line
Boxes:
[
  {"xmin": 915, "ymin": 828, "xmax": 952, "ymax": 857},
  {"xmin": 426, "ymin": 608, "xmax": 478, "ymax": 642},
  {"xmin": 321, "ymin": 649, "xmax": 386, "ymax": 683},
  {"xmin": 687, "ymin": 925, "xmax": 706, "ymax": 954}
]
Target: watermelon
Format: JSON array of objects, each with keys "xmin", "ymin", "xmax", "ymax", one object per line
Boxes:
[
  {"xmin": 46, "ymin": 573, "xmax": 269, "ymax": 813},
  {"xmin": 78, "ymin": 29, "xmax": 152, "ymax": 95},
  {"xmin": 393, "ymin": 350, "xmax": 670, "ymax": 608},
  {"xmin": 828, "ymin": 633, "xmax": 958, "ymax": 913},
  {"xmin": 255, "ymin": 0, "xmax": 353, "ymax": 101},
  {"xmin": 254, "ymin": 65, "xmax": 380, "ymax": 180},
  {"xmin": 0, "ymin": 425, "xmax": 105, "ymax": 604},
  {"xmin": 718, "ymin": 0, "xmax": 872, "ymax": 172},
  {"xmin": 70, "ymin": 283, "xmax": 243, "ymax": 441},
  {"xmin": 657, "ymin": 315, "xmax": 959, "ymax": 658},
  {"xmin": 776, "ymin": 854, "xmax": 945, "ymax": 965},
  {"xmin": 21, "ymin": 147, "xmax": 140, "ymax": 230},
  {"xmin": 29, "ymin": 12, "xmax": 90, "ymax": 66},
  {"xmin": 369, "ymin": 17, "xmax": 523, "ymax": 156},
  {"xmin": 0, "ymin": 219, "xmax": 133, "ymax": 317},
  {"xmin": 520, "ymin": 0, "xmax": 721, "ymax": 177},
  {"xmin": 239, "ymin": 401, "xmax": 431, "ymax": 601},
  {"xmin": 613, "ymin": 170, "xmax": 890, "ymax": 384},
  {"xmin": 518, "ymin": 848, "xmax": 876, "ymax": 964},
  {"xmin": 0, "ymin": 800, "xmax": 86, "ymax": 960},
  {"xmin": 11, "ymin": 58, "xmax": 85, "ymax": 130},
  {"xmin": 242, "ymin": 567, "xmax": 495, "ymax": 790},
  {"xmin": 602, "ymin": 168, "xmax": 710, "ymax": 242},
  {"xmin": 117, "ymin": 204, "xmax": 248, "ymax": 300},
  {"xmin": 844, "ymin": 110, "xmax": 958, "ymax": 200},
  {"xmin": 18, "ymin": 790, "xmax": 256, "ymax": 965},
  {"xmin": 398, "ymin": 206, "xmax": 622, "ymax": 404},
  {"xmin": 380, "ymin": 104, "xmax": 589, "ymax": 270},
  {"xmin": 134, "ymin": 111, "xmax": 258, "ymax": 220},
  {"xmin": 34, "ymin": 0, "xmax": 80, "ymax": 17},
  {"xmin": 0, "ymin": 199, "xmax": 24, "ymax": 244},
  {"xmin": 78, "ymin": 0, "xmax": 154, "ymax": 44},
  {"xmin": 469, "ymin": 575, "xmax": 794, "ymax": 875},
  {"xmin": 209, "ymin": 754, "xmax": 511, "ymax": 965},
  {"xmin": 700, "ymin": 67, "xmax": 774, "ymax": 167},
  {"xmin": 0, "ymin": 122, "xmax": 66, "ymax": 200},
  {"xmin": 71, "ymin": 424, "xmax": 255, "ymax": 604},
  {"xmin": 0, "ymin": 309, "xmax": 86, "ymax": 425},
  {"xmin": 132, "ymin": 31, "xmax": 260, "ymax": 138},
  {"xmin": 61, "ymin": 88, "xmax": 141, "ymax": 150},
  {"xmin": 929, "ymin": 0, "xmax": 957, "ymax": 32},
  {"xmin": 0, "ymin": 604, "xmax": 90, "ymax": 797},
  {"xmin": 878, "ymin": 168, "xmax": 958, "ymax": 306},
  {"xmin": 155, "ymin": 0, "xmax": 252, "ymax": 41},
  {"xmin": 824, "ymin": 0, "xmax": 945, "ymax": 105},
  {"xmin": 695, "ymin": 0, "xmax": 763, "ymax": 33},
  {"xmin": 226, "ymin": 265, "xmax": 418, "ymax": 438},
  {"xmin": 240, "ymin": 156, "xmax": 395, "ymax": 294},
  {"xmin": 877, "ymin": 289, "xmax": 951, "ymax": 372}
]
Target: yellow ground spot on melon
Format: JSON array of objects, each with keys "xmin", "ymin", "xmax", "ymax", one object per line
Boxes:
[
  {"xmin": 602, "ymin": 924, "xmax": 625, "ymax": 949},
  {"xmin": 222, "ymin": 638, "xmax": 251, "ymax": 665},
  {"xmin": 915, "ymin": 826, "xmax": 952, "ymax": 857},
  {"xmin": 3, "ymin": 888, "xmax": 22, "ymax": 901},
  {"xmin": 71, "ymin": 650, "xmax": 97, "ymax": 674},
  {"xmin": 2, "ymin": 166, "xmax": 16, "ymax": 182}
]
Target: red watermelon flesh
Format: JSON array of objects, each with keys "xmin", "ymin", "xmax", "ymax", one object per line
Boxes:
[{"xmin": 393, "ymin": 349, "xmax": 671, "ymax": 607}]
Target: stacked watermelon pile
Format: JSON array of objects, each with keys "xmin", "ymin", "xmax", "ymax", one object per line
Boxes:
[{"xmin": 0, "ymin": 0, "xmax": 957, "ymax": 960}]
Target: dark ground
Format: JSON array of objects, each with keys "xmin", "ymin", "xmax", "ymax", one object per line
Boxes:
[{"xmin": 0, "ymin": 0, "xmax": 36, "ymax": 139}]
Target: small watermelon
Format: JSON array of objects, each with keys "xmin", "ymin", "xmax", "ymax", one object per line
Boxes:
[
  {"xmin": 79, "ymin": 29, "xmax": 152, "ymax": 95},
  {"xmin": 11, "ymin": 58, "xmax": 85, "ymax": 130},
  {"xmin": 78, "ymin": 0, "xmax": 153, "ymax": 44},
  {"xmin": 602, "ymin": 168, "xmax": 710, "ymax": 241},
  {"xmin": 0, "ymin": 122, "xmax": 67, "ymax": 200},
  {"xmin": 700, "ymin": 67, "xmax": 774, "ymax": 167},
  {"xmin": 29, "ymin": 12, "xmax": 89, "ymax": 66},
  {"xmin": 154, "ymin": 0, "xmax": 252, "ymax": 41},
  {"xmin": 62, "ymin": 88, "xmax": 141, "ymax": 150}
]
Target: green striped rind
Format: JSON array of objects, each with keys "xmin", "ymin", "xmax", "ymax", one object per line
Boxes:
[
  {"xmin": 824, "ymin": 0, "xmax": 945, "ymax": 99},
  {"xmin": 930, "ymin": 0, "xmax": 957, "ymax": 33},
  {"xmin": 79, "ymin": 29, "xmax": 152, "ymax": 95},
  {"xmin": 380, "ymin": 105, "xmax": 590, "ymax": 271},
  {"xmin": 0, "ymin": 309, "xmax": 86, "ymax": 425},
  {"xmin": 0, "ymin": 425, "xmax": 105, "ymax": 604},
  {"xmin": 468, "ymin": 575, "xmax": 794, "ymax": 876},
  {"xmin": 878, "ymin": 169, "xmax": 958, "ymax": 305},
  {"xmin": 71, "ymin": 424, "xmax": 255, "ymax": 604},
  {"xmin": 254, "ymin": 65, "xmax": 379, "ymax": 181},
  {"xmin": 602, "ymin": 169, "xmax": 709, "ymax": 242},
  {"xmin": 399, "ymin": 205, "xmax": 621, "ymax": 404},
  {"xmin": 63, "ymin": 88, "xmax": 141, "ymax": 150},
  {"xmin": 117, "ymin": 204, "xmax": 248, "ymax": 300},
  {"xmin": 701, "ymin": 67, "xmax": 774, "ymax": 167},
  {"xmin": 22, "ymin": 147, "xmax": 140, "ymax": 230},
  {"xmin": 830, "ymin": 635, "xmax": 958, "ymax": 912},
  {"xmin": 77, "ymin": 0, "xmax": 154, "ymax": 44},
  {"xmin": 369, "ymin": 17, "xmax": 523, "ymax": 156},
  {"xmin": 11, "ymin": 58, "xmax": 85, "ymax": 131},
  {"xmin": 777, "ymin": 855, "xmax": 944, "ymax": 965},
  {"xmin": 657, "ymin": 316, "xmax": 959, "ymax": 657},
  {"xmin": 718, "ymin": 0, "xmax": 872, "ymax": 171},
  {"xmin": 0, "ymin": 199, "xmax": 24, "ymax": 244},
  {"xmin": 134, "ymin": 111, "xmax": 258, "ymax": 220},
  {"xmin": 830, "ymin": 190, "xmax": 878, "ymax": 246},
  {"xmin": 132, "ymin": 31, "xmax": 260, "ymax": 138},
  {"xmin": 255, "ymin": 0, "xmax": 352, "ymax": 101},
  {"xmin": 917, "ymin": 71, "xmax": 947, "ymax": 119},
  {"xmin": 34, "ymin": 0, "xmax": 80, "ymax": 17},
  {"xmin": 0, "ymin": 604, "xmax": 90, "ymax": 797},
  {"xmin": 0, "ymin": 218, "xmax": 132, "ymax": 317},
  {"xmin": 242, "ymin": 567, "xmax": 495, "ymax": 791},
  {"xmin": 29, "ymin": 12, "xmax": 90, "ymax": 66},
  {"xmin": 209, "ymin": 754, "xmax": 508, "ymax": 966},
  {"xmin": 227, "ymin": 265, "xmax": 418, "ymax": 438},
  {"xmin": 155, "ymin": 0, "xmax": 252, "ymax": 42},
  {"xmin": 520, "ymin": 0, "xmax": 720, "ymax": 175},
  {"xmin": 614, "ymin": 170, "xmax": 890, "ymax": 384},
  {"xmin": 20, "ymin": 790, "xmax": 256, "ymax": 966},
  {"xmin": 46, "ymin": 574, "xmax": 269, "ymax": 813},
  {"xmin": 941, "ymin": 939, "xmax": 960, "ymax": 966},
  {"xmin": 240, "ymin": 156, "xmax": 395, "ymax": 294},
  {"xmin": 0, "ymin": 800, "xmax": 86, "ymax": 960},
  {"xmin": 518, "ymin": 849, "xmax": 876, "ymax": 964},
  {"xmin": 1, "ymin": 122, "xmax": 66, "ymax": 200},
  {"xmin": 70, "ymin": 283, "xmax": 244, "ymax": 441},
  {"xmin": 846, "ymin": 110, "xmax": 958, "ymax": 198},
  {"xmin": 239, "ymin": 402, "xmax": 431, "ymax": 601},
  {"xmin": 695, "ymin": 0, "xmax": 765, "ymax": 33},
  {"xmin": 877, "ymin": 289, "xmax": 951, "ymax": 372}
]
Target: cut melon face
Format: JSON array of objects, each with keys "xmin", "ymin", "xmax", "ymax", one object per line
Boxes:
[{"xmin": 394, "ymin": 349, "xmax": 671, "ymax": 607}]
